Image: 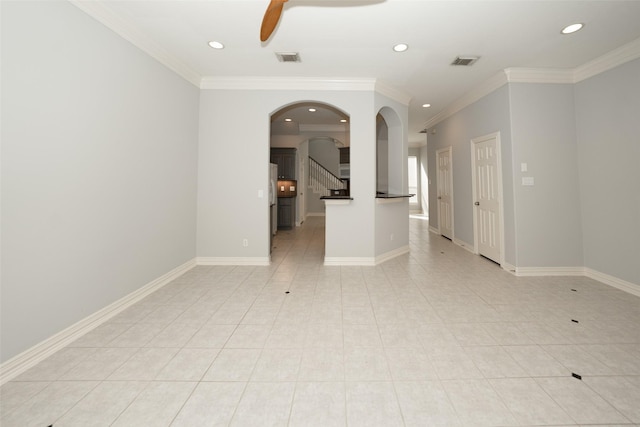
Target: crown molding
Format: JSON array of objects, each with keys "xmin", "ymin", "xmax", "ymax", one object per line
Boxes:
[
  {"xmin": 200, "ymin": 76, "xmax": 411, "ymax": 105},
  {"xmin": 424, "ymin": 36, "xmax": 640, "ymax": 129},
  {"xmin": 375, "ymin": 80, "xmax": 413, "ymax": 106},
  {"xmin": 200, "ymin": 76, "xmax": 377, "ymax": 91},
  {"xmin": 69, "ymin": 0, "xmax": 640, "ymax": 121},
  {"xmin": 574, "ymin": 36, "xmax": 640, "ymax": 82},
  {"xmin": 69, "ymin": 0, "xmax": 201, "ymax": 87},
  {"xmin": 504, "ymin": 67, "xmax": 574, "ymax": 84},
  {"xmin": 424, "ymin": 71, "xmax": 508, "ymax": 130}
]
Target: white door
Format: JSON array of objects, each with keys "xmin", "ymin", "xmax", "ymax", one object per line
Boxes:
[
  {"xmin": 436, "ymin": 147, "xmax": 453, "ymax": 240},
  {"xmin": 471, "ymin": 133, "xmax": 502, "ymax": 264}
]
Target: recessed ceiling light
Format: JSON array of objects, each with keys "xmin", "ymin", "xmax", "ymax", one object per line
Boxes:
[
  {"xmin": 340, "ymin": 119, "xmax": 348, "ymax": 123},
  {"xmin": 393, "ymin": 43, "xmax": 408, "ymax": 52},
  {"xmin": 284, "ymin": 118, "xmax": 293, "ymax": 122},
  {"xmin": 422, "ymin": 103, "xmax": 431, "ymax": 108},
  {"xmin": 208, "ymin": 41, "xmax": 224, "ymax": 49},
  {"xmin": 308, "ymin": 108, "xmax": 317, "ymax": 112},
  {"xmin": 561, "ymin": 23, "xmax": 584, "ymax": 34}
]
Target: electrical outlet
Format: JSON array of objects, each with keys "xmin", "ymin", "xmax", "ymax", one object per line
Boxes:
[{"xmin": 242, "ymin": 239, "xmax": 248, "ymax": 247}]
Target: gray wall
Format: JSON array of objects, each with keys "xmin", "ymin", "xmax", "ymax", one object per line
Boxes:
[
  {"xmin": 419, "ymin": 144, "xmax": 429, "ymax": 215},
  {"xmin": 408, "ymin": 147, "xmax": 422, "ymax": 211},
  {"xmin": 198, "ymin": 88, "xmax": 380, "ymax": 262},
  {"xmin": 376, "ymin": 121, "xmax": 389, "ymax": 194},
  {"xmin": 427, "ymin": 62, "xmax": 639, "ymax": 284},
  {"xmin": 575, "ymin": 59, "xmax": 640, "ymax": 284},
  {"xmin": 374, "ymin": 100, "xmax": 410, "ymax": 258},
  {"xmin": 509, "ymin": 83, "xmax": 584, "ymax": 268},
  {"xmin": 1, "ymin": 1, "xmax": 199, "ymax": 362},
  {"xmin": 309, "ymin": 139, "xmax": 340, "ymax": 177},
  {"xmin": 427, "ymin": 85, "xmax": 516, "ymax": 265}
]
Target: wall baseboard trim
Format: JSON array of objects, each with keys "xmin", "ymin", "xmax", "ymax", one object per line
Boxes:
[
  {"xmin": 501, "ymin": 262, "xmax": 517, "ymax": 274},
  {"xmin": 428, "ymin": 226, "xmax": 439, "ymax": 234},
  {"xmin": 324, "ymin": 257, "xmax": 376, "ymax": 266},
  {"xmin": 305, "ymin": 212, "xmax": 326, "ymax": 217},
  {"xmin": 375, "ymin": 245, "xmax": 410, "ymax": 264},
  {"xmin": 453, "ymin": 238, "xmax": 475, "ymax": 254},
  {"xmin": 0, "ymin": 258, "xmax": 197, "ymax": 385},
  {"xmin": 513, "ymin": 266, "xmax": 584, "ymax": 277},
  {"xmin": 196, "ymin": 257, "xmax": 270, "ymax": 266},
  {"xmin": 324, "ymin": 246, "xmax": 410, "ymax": 266},
  {"xmin": 510, "ymin": 266, "xmax": 639, "ymax": 297},
  {"xmin": 584, "ymin": 268, "xmax": 640, "ymax": 297}
]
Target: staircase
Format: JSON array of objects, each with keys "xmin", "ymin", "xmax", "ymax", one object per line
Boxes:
[{"xmin": 308, "ymin": 157, "xmax": 347, "ymax": 196}]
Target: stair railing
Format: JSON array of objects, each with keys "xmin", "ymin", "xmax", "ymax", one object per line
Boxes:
[{"xmin": 308, "ymin": 156, "xmax": 347, "ymax": 196}]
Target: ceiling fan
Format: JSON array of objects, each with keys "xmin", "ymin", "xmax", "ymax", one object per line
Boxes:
[
  {"xmin": 260, "ymin": 0, "xmax": 288, "ymax": 42},
  {"xmin": 259, "ymin": 0, "xmax": 384, "ymax": 42}
]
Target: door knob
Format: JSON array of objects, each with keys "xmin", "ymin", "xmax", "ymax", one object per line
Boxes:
[
  {"xmin": 438, "ymin": 196, "xmax": 442, "ymax": 200},
  {"xmin": 474, "ymin": 202, "xmax": 480, "ymax": 206}
]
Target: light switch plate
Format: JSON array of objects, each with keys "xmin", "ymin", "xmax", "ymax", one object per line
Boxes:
[
  {"xmin": 280, "ymin": 186, "xmax": 285, "ymax": 191},
  {"xmin": 522, "ymin": 176, "xmax": 535, "ymax": 186},
  {"xmin": 290, "ymin": 186, "xmax": 295, "ymax": 191},
  {"xmin": 521, "ymin": 163, "xmax": 528, "ymax": 172}
]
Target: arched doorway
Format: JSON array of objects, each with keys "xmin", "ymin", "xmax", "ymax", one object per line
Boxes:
[{"xmin": 269, "ymin": 101, "xmax": 350, "ymax": 254}]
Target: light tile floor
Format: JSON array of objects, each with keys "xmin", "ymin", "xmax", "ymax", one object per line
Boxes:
[{"xmin": 2, "ymin": 215, "xmax": 640, "ymax": 426}]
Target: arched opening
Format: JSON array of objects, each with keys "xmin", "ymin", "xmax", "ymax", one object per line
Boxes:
[
  {"xmin": 374, "ymin": 105, "xmax": 410, "ymax": 261},
  {"xmin": 268, "ymin": 101, "xmax": 350, "ymax": 253},
  {"xmin": 376, "ymin": 106, "xmax": 404, "ymax": 196}
]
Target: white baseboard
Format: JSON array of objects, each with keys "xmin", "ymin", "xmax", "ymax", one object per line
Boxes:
[
  {"xmin": 0, "ymin": 258, "xmax": 197, "ymax": 385},
  {"xmin": 453, "ymin": 238, "xmax": 475, "ymax": 254},
  {"xmin": 502, "ymin": 262, "xmax": 517, "ymax": 274},
  {"xmin": 375, "ymin": 245, "xmax": 410, "ymax": 264},
  {"xmin": 584, "ymin": 268, "xmax": 640, "ymax": 297},
  {"xmin": 324, "ymin": 257, "xmax": 376, "ymax": 266},
  {"xmin": 428, "ymin": 226, "xmax": 439, "ymax": 234},
  {"xmin": 513, "ymin": 266, "xmax": 585, "ymax": 277},
  {"xmin": 196, "ymin": 257, "xmax": 270, "ymax": 266},
  {"xmin": 324, "ymin": 246, "xmax": 410, "ymax": 266},
  {"xmin": 511, "ymin": 266, "xmax": 639, "ymax": 297},
  {"xmin": 306, "ymin": 212, "xmax": 326, "ymax": 217}
]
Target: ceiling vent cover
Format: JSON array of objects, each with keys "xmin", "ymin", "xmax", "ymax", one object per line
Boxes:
[
  {"xmin": 451, "ymin": 56, "xmax": 479, "ymax": 66},
  {"xmin": 276, "ymin": 52, "xmax": 301, "ymax": 63}
]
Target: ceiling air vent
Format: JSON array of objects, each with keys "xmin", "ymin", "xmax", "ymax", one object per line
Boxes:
[
  {"xmin": 275, "ymin": 52, "xmax": 301, "ymax": 63},
  {"xmin": 451, "ymin": 56, "xmax": 479, "ymax": 66}
]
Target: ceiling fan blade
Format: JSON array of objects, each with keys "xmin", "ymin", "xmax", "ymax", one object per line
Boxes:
[{"xmin": 260, "ymin": 0, "xmax": 288, "ymax": 42}]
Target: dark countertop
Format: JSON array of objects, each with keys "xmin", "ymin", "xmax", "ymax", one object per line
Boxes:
[
  {"xmin": 320, "ymin": 195, "xmax": 354, "ymax": 200},
  {"xmin": 375, "ymin": 193, "xmax": 415, "ymax": 199}
]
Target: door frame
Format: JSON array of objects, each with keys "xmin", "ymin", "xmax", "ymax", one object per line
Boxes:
[
  {"xmin": 297, "ymin": 152, "xmax": 305, "ymax": 225},
  {"xmin": 470, "ymin": 132, "xmax": 505, "ymax": 266},
  {"xmin": 435, "ymin": 146, "xmax": 454, "ymax": 239}
]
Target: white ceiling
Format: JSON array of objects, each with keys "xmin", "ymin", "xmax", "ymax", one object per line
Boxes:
[{"xmin": 75, "ymin": 0, "xmax": 640, "ymax": 145}]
